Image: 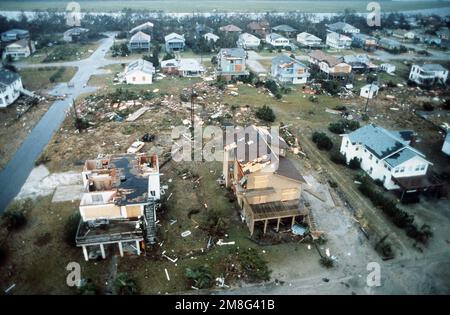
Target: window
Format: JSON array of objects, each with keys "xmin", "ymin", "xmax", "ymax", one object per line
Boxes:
[
  {"xmin": 420, "ymin": 164, "xmax": 426, "ymax": 170},
  {"xmin": 375, "ymin": 159, "xmax": 378, "ymax": 164},
  {"xmin": 91, "ymin": 194, "xmax": 103, "ymax": 203},
  {"xmin": 150, "ymin": 191, "xmax": 156, "ymax": 197},
  {"xmin": 132, "ymin": 76, "xmax": 136, "ymax": 81},
  {"xmin": 394, "ymin": 168, "xmax": 399, "ymax": 173},
  {"xmin": 415, "ymin": 165, "xmax": 420, "ymax": 171},
  {"xmin": 355, "ymin": 147, "xmax": 359, "ymax": 151},
  {"xmin": 142, "ymin": 76, "xmax": 146, "ymax": 81},
  {"xmin": 364, "ymin": 149, "xmax": 367, "ymax": 153},
  {"xmin": 400, "ymin": 167, "xmax": 405, "ymax": 173},
  {"xmin": 369, "ymin": 154, "xmax": 373, "ymax": 160}
]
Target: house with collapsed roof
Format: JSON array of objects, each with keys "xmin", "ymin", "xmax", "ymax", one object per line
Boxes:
[
  {"xmin": 122, "ymin": 59, "xmax": 155, "ymax": 84},
  {"xmin": 0, "ymin": 68, "xmax": 23, "ymax": 108},
  {"xmin": 76, "ymin": 153, "xmax": 161, "ymax": 260},
  {"xmin": 340, "ymin": 125, "xmax": 442, "ymax": 198},
  {"xmin": 2, "ymin": 39, "xmax": 35, "ymax": 60},
  {"xmin": 360, "ymin": 83, "xmax": 379, "ymax": 99},
  {"xmin": 343, "ymin": 55, "xmax": 378, "ymax": 72},
  {"xmin": 161, "ymin": 58, "xmax": 205, "ymax": 77},
  {"xmin": 223, "ymin": 126, "xmax": 310, "ymax": 236},
  {"xmin": 63, "ymin": 27, "xmax": 89, "ymax": 42},
  {"xmin": 327, "ymin": 22, "xmax": 360, "ymax": 35},
  {"xmin": 203, "ymin": 32, "xmax": 219, "ymax": 43},
  {"xmin": 409, "ymin": 64, "xmax": 448, "ymax": 86},
  {"xmin": 128, "ymin": 31, "xmax": 151, "ymax": 52},
  {"xmin": 308, "ymin": 50, "xmax": 352, "ymax": 78},
  {"xmin": 216, "ymin": 48, "xmax": 248, "ymax": 80},
  {"xmin": 393, "ymin": 29, "xmax": 415, "ymax": 40},
  {"xmin": 237, "ymin": 33, "xmax": 261, "ymax": 50},
  {"xmin": 271, "ymin": 55, "xmax": 309, "ymax": 84},
  {"xmin": 326, "ymin": 31, "xmax": 352, "ymax": 49},
  {"xmin": 296, "ymin": 32, "xmax": 322, "ymax": 48},
  {"xmin": 164, "ymin": 33, "xmax": 185, "ymax": 53}
]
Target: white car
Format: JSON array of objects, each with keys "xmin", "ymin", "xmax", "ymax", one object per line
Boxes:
[{"xmin": 127, "ymin": 141, "xmax": 145, "ymax": 154}]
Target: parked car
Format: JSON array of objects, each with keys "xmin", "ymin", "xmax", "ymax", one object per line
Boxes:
[{"xmin": 127, "ymin": 141, "xmax": 145, "ymax": 153}]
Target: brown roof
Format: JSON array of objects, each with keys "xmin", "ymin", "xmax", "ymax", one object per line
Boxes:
[
  {"xmin": 249, "ymin": 199, "xmax": 308, "ymax": 220},
  {"xmin": 392, "ymin": 175, "xmax": 441, "ymax": 190},
  {"xmin": 308, "ymin": 50, "xmax": 342, "ymax": 67},
  {"xmin": 247, "ymin": 21, "xmax": 269, "ymax": 30},
  {"xmin": 276, "ymin": 157, "xmax": 306, "ymax": 183}
]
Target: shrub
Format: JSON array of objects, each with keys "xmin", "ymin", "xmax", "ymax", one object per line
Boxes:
[
  {"xmin": 312, "ymin": 132, "xmax": 333, "ymax": 151},
  {"xmin": 2, "ymin": 199, "xmax": 32, "ymax": 230},
  {"xmin": 362, "ymin": 114, "xmax": 369, "ymax": 121},
  {"xmin": 78, "ymin": 279, "xmax": 98, "ymax": 295},
  {"xmin": 114, "ymin": 273, "xmax": 138, "ymax": 295},
  {"xmin": 238, "ymin": 248, "xmax": 271, "ymax": 282},
  {"xmin": 255, "ymin": 105, "xmax": 276, "ymax": 122},
  {"xmin": 64, "ymin": 212, "xmax": 81, "ymax": 247},
  {"xmin": 185, "ymin": 265, "xmax": 214, "ymax": 289},
  {"xmin": 330, "ymin": 151, "xmax": 346, "ymax": 165},
  {"xmin": 322, "ymin": 80, "xmax": 340, "ymax": 95},
  {"xmin": 422, "ymin": 102, "xmax": 434, "ymax": 111},
  {"xmin": 348, "ymin": 157, "xmax": 361, "ymax": 170},
  {"xmin": 328, "ymin": 121, "xmax": 345, "ymax": 134},
  {"xmin": 320, "ymin": 256, "xmax": 334, "ymax": 268},
  {"xmin": 346, "ymin": 120, "xmax": 360, "ymax": 131}
]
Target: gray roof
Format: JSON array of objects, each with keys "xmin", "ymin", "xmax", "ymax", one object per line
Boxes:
[
  {"xmin": 347, "ymin": 124, "xmax": 423, "ymax": 161},
  {"xmin": 0, "ymin": 68, "xmax": 21, "ymax": 86},
  {"xmin": 126, "ymin": 59, "xmax": 155, "ymax": 74},
  {"xmin": 272, "ymin": 24, "xmax": 296, "ymax": 32},
  {"xmin": 219, "ymin": 48, "xmax": 246, "ymax": 59},
  {"xmin": 1, "ymin": 28, "xmax": 29, "ymax": 36},
  {"xmin": 328, "ymin": 22, "xmax": 358, "ymax": 32},
  {"xmin": 267, "ymin": 33, "xmax": 287, "ymax": 41},
  {"xmin": 421, "ymin": 64, "xmax": 447, "ymax": 72},
  {"xmin": 352, "ymin": 33, "xmax": 375, "ymax": 41},
  {"xmin": 379, "ymin": 38, "xmax": 401, "ymax": 47},
  {"xmin": 272, "ymin": 55, "xmax": 307, "ymax": 68},
  {"xmin": 384, "ymin": 148, "xmax": 418, "ymax": 167}
]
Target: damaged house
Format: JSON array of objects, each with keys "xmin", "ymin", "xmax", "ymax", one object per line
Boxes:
[
  {"xmin": 76, "ymin": 154, "xmax": 161, "ymax": 261},
  {"xmin": 216, "ymin": 48, "xmax": 249, "ymax": 80},
  {"xmin": 122, "ymin": 59, "xmax": 155, "ymax": 84},
  {"xmin": 0, "ymin": 68, "xmax": 23, "ymax": 108},
  {"xmin": 409, "ymin": 64, "xmax": 448, "ymax": 86},
  {"xmin": 271, "ymin": 55, "xmax": 309, "ymax": 84},
  {"xmin": 222, "ymin": 126, "xmax": 310, "ymax": 236},
  {"xmin": 161, "ymin": 58, "xmax": 205, "ymax": 77},
  {"xmin": 308, "ymin": 50, "xmax": 352, "ymax": 79}
]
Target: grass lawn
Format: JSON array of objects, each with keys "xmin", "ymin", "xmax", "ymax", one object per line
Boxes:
[
  {"xmin": 1, "ymin": 1, "xmax": 448, "ymax": 13},
  {"xmin": 25, "ymin": 42, "xmax": 99, "ymax": 63},
  {"xmin": 19, "ymin": 66, "xmax": 78, "ymax": 91}
]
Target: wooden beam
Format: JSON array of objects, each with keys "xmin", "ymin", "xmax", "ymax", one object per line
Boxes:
[
  {"xmin": 136, "ymin": 240, "xmax": 141, "ymax": 256},
  {"xmin": 100, "ymin": 244, "xmax": 106, "ymax": 259},
  {"xmin": 82, "ymin": 245, "xmax": 89, "ymax": 261},
  {"xmin": 263, "ymin": 219, "xmax": 268, "ymax": 234},
  {"xmin": 118, "ymin": 242, "xmax": 124, "ymax": 257},
  {"xmin": 291, "ymin": 216, "xmax": 296, "ymax": 228},
  {"xmin": 276, "ymin": 217, "xmax": 281, "ymax": 232}
]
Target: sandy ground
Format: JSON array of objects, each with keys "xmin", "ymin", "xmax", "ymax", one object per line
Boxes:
[{"xmin": 15, "ymin": 165, "xmax": 82, "ymax": 202}]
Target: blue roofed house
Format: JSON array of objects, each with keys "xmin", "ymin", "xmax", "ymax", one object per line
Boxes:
[
  {"xmin": 271, "ymin": 55, "xmax": 309, "ymax": 84},
  {"xmin": 164, "ymin": 33, "xmax": 185, "ymax": 53},
  {"xmin": 352, "ymin": 33, "xmax": 377, "ymax": 51},
  {"xmin": 340, "ymin": 124, "xmax": 435, "ymax": 194},
  {"xmin": 1, "ymin": 29, "xmax": 29, "ymax": 42},
  {"xmin": 271, "ymin": 24, "xmax": 297, "ymax": 37},
  {"xmin": 216, "ymin": 48, "xmax": 248, "ymax": 80}
]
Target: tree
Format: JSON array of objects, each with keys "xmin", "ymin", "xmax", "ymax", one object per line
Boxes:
[
  {"xmin": 255, "ymin": 105, "xmax": 276, "ymax": 122},
  {"xmin": 64, "ymin": 212, "xmax": 81, "ymax": 247},
  {"xmin": 322, "ymin": 80, "xmax": 340, "ymax": 95},
  {"xmin": 185, "ymin": 265, "xmax": 214, "ymax": 289},
  {"xmin": 348, "ymin": 157, "xmax": 361, "ymax": 169},
  {"xmin": 162, "ymin": 52, "xmax": 175, "ymax": 61},
  {"xmin": 2, "ymin": 199, "xmax": 32, "ymax": 231},
  {"xmin": 238, "ymin": 248, "xmax": 271, "ymax": 282},
  {"xmin": 328, "ymin": 121, "xmax": 345, "ymax": 134}
]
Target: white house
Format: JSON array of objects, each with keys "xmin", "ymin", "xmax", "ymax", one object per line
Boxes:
[
  {"xmin": 326, "ymin": 31, "xmax": 352, "ymax": 49},
  {"xmin": 2, "ymin": 39, "xmax": 35, "ymax": 60},
  {"xmin": 380, "ymin": 63, "xmax": 396, "ymax": 74},
  {"xmin": 360, "ymin": 84, "xmax": 379, "ymax": 99},
  {"xmin": 237, "ymin": 32, "xmax": 261, "ymax": 50},
  {"xmin": 128, "ymin": 31, "xmax": 151, "ymax": 52},
  {"xmin": 203, "ymin": 32, "xmax": 219, "ymax": 43},
  {"xmin": 327, "ymin": 22, "xmax": 360, "ymax": 34},
  {"xmin": 308, "ymin": 50, "xmax": 352, "ymax": 76},
  {"xmin": 165, "ymin": 32, "xmax": 185, "ymax": 53},
  {"xmin": 123, "ymin": 59, "xmax": 155, "ymax": 84},
  {"xmin": 161, "ymin": 58, "xmax": 205, "ymax": 77},
  {"xmin": 442, "ymin": 132, "xmax": 450, "ymax": 156},
  {"xmin": 0, "ymin": 68, "xmax": 23, "ymax": 108},
  {"xmin": 265, "ymin": 33, "xmax": 290, "ymax": 48},
  {"xmin": 409, "ymin": 64, "xmax": 448, "ymax": 86},
  {"xmin": 296, "ymin": 32, "xmax": 322, "ymax": 47},
  {"xmin": 271, "ymin": 55, "xmax": 309, "ymax": 84},
  {"xmin": 340, "ymin": 124, "xmax": 432, "ymax": 190}
]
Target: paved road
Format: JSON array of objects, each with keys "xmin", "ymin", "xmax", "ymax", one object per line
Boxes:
[{"xmin": 0, "ymin": 33, "xmax": 121, "ymax": 212}]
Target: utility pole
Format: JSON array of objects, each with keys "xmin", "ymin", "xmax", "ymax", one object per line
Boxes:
[{"xmin": 364, "ymin": 83, "xmax": 373, "ymax": 113}]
